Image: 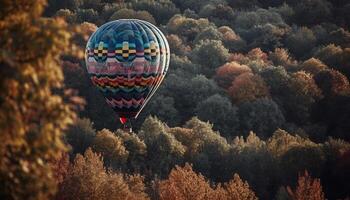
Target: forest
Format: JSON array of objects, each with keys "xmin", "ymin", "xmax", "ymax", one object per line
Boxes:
[{"xmin": 1, "ymin": 0, "xmax": 350, "ymax": 199}]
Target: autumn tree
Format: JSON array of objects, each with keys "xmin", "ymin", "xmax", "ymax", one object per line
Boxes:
[
  {"xmin": 0, "ymin": 1, "xmax": 76, "ymax": 199},
  {"xmin": 269, "ymin": 48, "xmax": 297, "ymax": 70},
  {"xmin": 224, "ymin": 174, "xmax": 258, "ymax": 200},
  {"xmin": 300, "ymin": 58, "xmax": 328, "ymax": 75},
  {"xmin": 167, "ymin": 34, "xmax": 191, "ymax": 56},
  {"xmin": 158, "ymin": 163, "xmax": 258, "ymax": 200},
  {"xmin": 314, "ymin": 69, "xmax": 350, "ymax": 97},
  {"xmin": 214, "ymin": 62, "xmax": 252, "ymax": 89},
  {"xmin": 92, "ymin": 129, "xmax": 129, "ymax": 170},
  {"xmin": 57, "ymin": 148, "xmax": 149, "ymax": 200},
  {"xmin": 287, "ymin": 171, "xmax": 325, "ymax": 200},
  {"xmin": 158, "ymin": 163, "xmax": 214, "ymax": 200},
  {"xmin": 228, "ymin": 73, "xmax": 270, "ymax": 104}
]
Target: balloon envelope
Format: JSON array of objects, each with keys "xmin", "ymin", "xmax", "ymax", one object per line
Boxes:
[{"xmin": 85, "ymin": 19, "xmax": 170, "ymax": 122}]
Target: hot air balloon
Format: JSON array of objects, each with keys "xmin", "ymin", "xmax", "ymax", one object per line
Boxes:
[{"xmin": 85, "ymin": 19, "xmax": 170, "ymax": 130}]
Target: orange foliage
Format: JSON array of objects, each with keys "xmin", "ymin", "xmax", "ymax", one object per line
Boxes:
[
  {"xmin": 287, "ymin": 171, "xmax": 325, "ymax": 200},
  {"xmin": 228, "ymin": 73, "xmax": 270, "ymax": 103},
  {"xmin": 158, "ymin": 163, "xmax": 257, "ymax": 200},
  {"xmin": 214, "ymin": 62, "xmax": 252, "ymax": 88}
]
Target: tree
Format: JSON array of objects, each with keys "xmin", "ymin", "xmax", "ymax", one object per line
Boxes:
[
  {"xmin": 139, "ymin": 117, "xmax": 185, "ymax": 178},
  {"xmin": 115, "ymin": 130, "xmax": 147, "ymax": 173},
  {"xmin": 183, "ymin": 118, "xmax": 230, "ymax": 180},
  {"xmin": 49, "ymin": 152, "xmax": 70, "ymax": 186},
  {"xmin": 158, "ymin": 163, "xmax": 258, "ymax": 200},
  {"xmin": 192, "ymin": 40, "xmax": 229, "ymax": 77},
  {"xmin": 131, "ymin": 0, "xmax": 180, "ymax": 25},
  {"xmin": 285, "ymin": 27, "xmax": 317, "ymax": 59},
  {"xmin": 65, "ymin": 118, "xmax": 96, "ymax": 155},
  {"xmin": 158, "ymin": 163, "xmax": 214, "ymax": 200},
  {"xmin": 0, "ymin": 1, "xmax": 76, "ymax": 199},
  {"xmin": 268, "ymin": 48, "xmax": 297, "ymax": 70},
  {"xmin": 198, "ymin": 4, "xmax": 235, "ymax": 27},
  {"xmin": 55, "ymin": 9, "xmax": 77, "ymax": 24},
  {"xmin": 214, "ymin": 62, "xmax": 252, "ymax": 89},
  {"xmin": 164, "ymin": 75, "xmax": 221, "ymax": 120},
  {"xmin": 228, "ymin": 73, "xmax": 270, "ymax": 104},
  {"xmin": 57, "ymin": 148, "xmax": 149, "ymax": 200},
  {"xmin": 314, "ymin": 44, "xmax": 350, "ymax": 78},
  {"xmin": 167, "ymin": 35, "xmax": 191, "ymax": 56},
  {"xmin": 287, "ymin": 171, "xmax": 325, "ymax": 200},
  {"xmin": 291, "ymin": 0, "xmax": 332, "ymax": 26},
  {"xmin": 259, "ymin": 66, "xmax": 290, "ymax": 98},
  {"xmin": 139, "ymin": 94, "xmax": 180, "ymax": 127},
  {"xmin": 92, "ymin": 129, "xmax": 129, "ymax": 170},
  {"xmin": 238, "ymin": 98, "xmax": 285, "ymax": 139},
  {"xmin": 313, "ymin": 44, "xmax": 343, "ymax": 70},
  {"xmin": 218, "ymin": 26, "xmax": 246, "ymax": 51},
  {"xmin": 314, "ymin": 69, "xmax": 350, "ymax": 97},
  {"xmin": 224, "ymin": 174, "xmax": 258, "ymax": 200},
  {"xmin": 75, "ymin": 8, "xmax": 99, "ymax": 24},
  {"xmin": 284, "ymin": 71, "xmax": 322, "ymax": 124},
  {"xmin": 194, "ymin": 26, "xmax": 223, "ymax": 45},
  {"xmin": 300, "ymin": 58, "xmax": 328, "ymax": 75},
  {"xmin": 234, "ymin": 8, "xmax": 285, "ymax": 30},
  {"xmin": 109, "ymin": 8, "xmax": 156, "ymax": 25},
  {"xmin": 195, "ymin": 94, "xmax": 239, "ymax": 138},
  {"xmin": 167, "ymin": 15, "xmax": 211, "ymax": 41}
]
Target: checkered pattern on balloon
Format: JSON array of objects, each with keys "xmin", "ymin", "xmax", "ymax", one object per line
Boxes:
[{"xmin": 85, "ymin": 19, "xmax": 170, "ymax": 126}]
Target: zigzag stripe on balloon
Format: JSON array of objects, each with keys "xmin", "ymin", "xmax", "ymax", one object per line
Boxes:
[
  {"xmin": 97, "ymin": 85, "xmax": 149, "ymax": 93},
  {"xmin": 106, "ymin": 97, "xmax": 145, "ymax": 109},
  {"xmin": 90, "ymin": 75, "xmax": 158, "ymax": 87}
]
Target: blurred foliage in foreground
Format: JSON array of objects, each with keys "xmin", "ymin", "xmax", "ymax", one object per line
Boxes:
[{"xmin": 2, "ymin": 0, "xmax": 350, "ymax": 199}]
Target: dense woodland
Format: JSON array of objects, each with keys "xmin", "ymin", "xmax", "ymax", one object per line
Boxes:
[{"xmin": 1, "ymin": 0, "xmax": 350, "ymax": 199}]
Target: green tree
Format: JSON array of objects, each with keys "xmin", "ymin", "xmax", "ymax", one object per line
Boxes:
[
  {"xmin": 167, "ymin": 15, "xmax": 211, "ymax": 41},
  {"xmin": 109, "ymin": 8, "xmax": 156, "ymax": 25},
  {"xmin": 192, "ymin": 39, "xmax": 229, "ymax": 77},
  {"xmin": 131, "ymin": 0, "xmax": 180, "ymax": 25},
  {"xmin": 65, "ymin": 118, "xmax": 96, "ymax": 155},
  {"xmin": 0, "ymin": 1, "xmax": 76, "ymax": 199},
  {"xmin": 139, "ymin": 117, "xmax": 185, "ymax": 178},
  {"xmin": 115, "ymin": 130, "xmax": 147, "ymax": 173},
  {"xmin": 195, "ymin": 94, "xmax": 239, "ymax": 138},
  {"xmin": 238, "ymin": 98, "xmax": 285, "ymax": 139},
  {"xmin": 291, "ymin": 0, "xmax": 332, "ymax": 26},
  {"xmin": 184, "ymin": 118, "xmax": 230, "ymax": 180},
  {"xmin": 285, "ymin": 27, "xmax": 317, "ymax": 59}
]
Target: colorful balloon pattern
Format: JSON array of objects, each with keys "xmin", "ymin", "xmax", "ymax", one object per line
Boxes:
[{"xmin": 85, "ymin": 19, "xmax": 170, "ymax": 123}]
